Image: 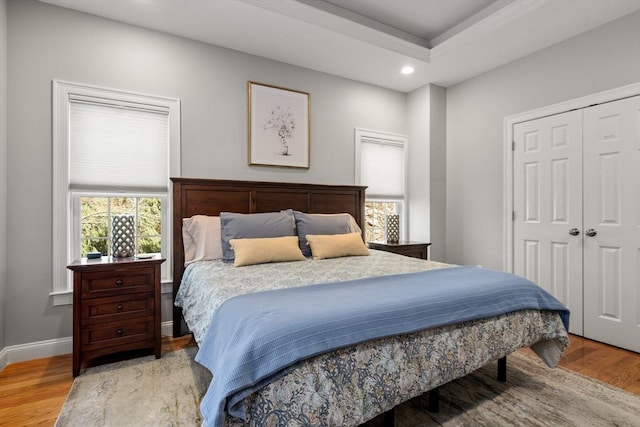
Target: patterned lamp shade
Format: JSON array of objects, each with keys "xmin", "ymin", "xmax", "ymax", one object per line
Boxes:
[
  {"xmin": 386, "ymin": 214, "xmax": 400, "ymax": 243},
  {"xmin": 112, "ymin": 214, "xmax": 135, "ymax": 258}
]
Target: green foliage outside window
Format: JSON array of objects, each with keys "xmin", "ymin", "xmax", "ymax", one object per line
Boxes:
[{"xmin": 80, "ymin": 197, "xmax": 161, "ymax": 257}]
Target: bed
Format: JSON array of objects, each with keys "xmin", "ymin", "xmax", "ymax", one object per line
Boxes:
[{"xmin": 171, "ymin": 178, "xmax": 570, "ymax": 427}]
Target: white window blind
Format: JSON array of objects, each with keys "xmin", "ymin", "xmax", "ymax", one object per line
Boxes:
[
  {"xmin": 69, "ymin": 98, "xmax": 169, "ymax": 192},
  {"xmin": 360, "ymin": 137, "xmax": 405, "ymax": 198}
]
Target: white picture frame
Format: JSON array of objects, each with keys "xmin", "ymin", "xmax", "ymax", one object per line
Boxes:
[{"xmin": 248, "ymin": 81, "xmax": 310, "ymax": 169}]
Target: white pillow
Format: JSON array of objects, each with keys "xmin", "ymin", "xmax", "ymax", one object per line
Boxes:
[
  {"xmin": 182, "ymin": 215, "xmax": 223, "ymax": 265},
  {"xmin": 182, "ymin": 226, "xmax": 197, "ymax": 264}
]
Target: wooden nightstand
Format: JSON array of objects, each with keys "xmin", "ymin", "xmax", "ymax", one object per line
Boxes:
[
  {"xmin": 368, "ymin": 241, "xmax": 431, "ymax": 260},
  {"xmin": 67, "ymin": 256, "xmax": 165, "ymax": 377}
]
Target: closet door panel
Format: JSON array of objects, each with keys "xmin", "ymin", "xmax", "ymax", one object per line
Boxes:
[
  {"xmin": 583, "ymin": 95, "xmax": 640, "ymax": 353},
  {"xmin": 513, "ymin": 110, "xmax": 583, "ymax": 334}
]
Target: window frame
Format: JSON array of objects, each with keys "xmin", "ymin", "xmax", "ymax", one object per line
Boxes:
[
  {"xmin": 52, "ymin": 80, "xmax": 180, "ymax": 305},
  {"xmin": 354, "ymin": 128, "xmax": 409, "ymax": 242}
]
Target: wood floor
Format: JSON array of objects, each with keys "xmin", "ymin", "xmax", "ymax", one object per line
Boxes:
[{"xmin": 0, "ymin": 334, "xmax": 638, "ymax": 426}]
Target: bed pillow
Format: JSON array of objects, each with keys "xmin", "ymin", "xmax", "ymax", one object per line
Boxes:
[
  {"xmin": 293, "ymin": 211, "xmax": 362, "ymax": 257},
  {"xmin": 305, "ymin": 232, "xmax": 369, "ymax": 260},
  {"xmin": 182, "ymin": 215, "xmax": 223, "ymax": 265},
  {"xmin": 182, "ymin": 225, "xmax": 197, "ymax": 264},
  {"xmin": 229, "ymin": 236, "xmax": 306, "ymax": 267},
  {"xmin": 220, "ymin": 211, "xmax": 296, "ymax": 262}
]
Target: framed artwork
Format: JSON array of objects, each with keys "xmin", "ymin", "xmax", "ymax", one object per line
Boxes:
[{"xmin": 248, "ymin": 81, "xmax": 310, "ymax": 168}]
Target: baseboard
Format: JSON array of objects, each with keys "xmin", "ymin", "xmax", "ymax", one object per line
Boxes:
[
  {"xmin": 0, "ymin": 347, "xmax": 7, "ymax": 372},
  {"xmin": 0, "ymin": 323, "xmax": 175, "ymax": 372},
  {"xmin": 0, "ymin": 336, "xmax": 73, "ymax": 372}
]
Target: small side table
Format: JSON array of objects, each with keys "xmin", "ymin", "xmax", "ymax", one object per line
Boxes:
[
  {"xmin": 368, "ymin": 241, "xmax": 431, "ymax": 260},
  {"xmin": 67, "ymin": 256, "xmax": 165, "ymax": 376}
]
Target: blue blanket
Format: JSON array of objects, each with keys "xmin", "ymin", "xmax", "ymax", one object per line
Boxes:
[{"xmin": 195, "ymin": 266, "xmax": 569, "ymax": 427}]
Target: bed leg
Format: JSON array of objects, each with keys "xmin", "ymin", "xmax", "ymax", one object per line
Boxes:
[
  {"xmin": 497, "ymin": 356, "xmax": 507, "ymax": 382},
  {"xmin": 428, "ymin": 387, "xmax": 440, "ymax": 412},
  {"xmin": 382, "ymin": 408, "xmax": 395, "ymax": 427}
]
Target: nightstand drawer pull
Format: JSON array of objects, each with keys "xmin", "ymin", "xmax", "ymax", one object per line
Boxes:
[
  {"xmin": 116, "ymin": 328, "xmax": 124, "ymax": 336},
  {"xmin": 115, "ymin": 279, "xmax": 123, "ymax": 287},
  {"xmin": 116, "ymin": 304, "xmax": 123, "ymax": 312}
]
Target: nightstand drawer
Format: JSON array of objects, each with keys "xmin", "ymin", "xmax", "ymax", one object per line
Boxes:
[
  {"xmin": 82, "ymin": 294, "xmax": 155, "ymax": 323},
  {"xmin": 368, "ymin": 241, "xmax": 431, "ymax": 260},
  {"xmin": 82, "ymin": 318, "xmax": 155, "ymax": 351},
  {"xmin": 82, "ymin": 267, "xmax": 155, "ymax": 298},
  {"xmin": 394, "ymin": 247, "xmax": 428, "ymax": 259}
]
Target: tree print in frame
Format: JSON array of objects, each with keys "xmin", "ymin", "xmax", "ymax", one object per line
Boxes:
[{"xmin": 248, "ymin": 82, "xmax": 310, "ymax": 168}]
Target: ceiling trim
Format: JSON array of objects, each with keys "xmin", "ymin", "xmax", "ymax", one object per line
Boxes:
[
  {"xmin": 430, "ymin": 0, "xmax": 552, "ymax": 59},
  {"xmin": 240, "ymin": 0, "xmax": 431, "ymax": 62},
  {"xmin": 35, "ymin": 0, "xmax": 640, "ymax": 92}
]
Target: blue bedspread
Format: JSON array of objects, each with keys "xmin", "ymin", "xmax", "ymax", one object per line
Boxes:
[{"xmin": 195, "ymin": 266, "xmax": 569, "ymax": 427}]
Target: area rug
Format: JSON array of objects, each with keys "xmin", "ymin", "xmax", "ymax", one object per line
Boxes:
[{"xmin": 55, "ymin": 348, "xmax": 640, "ymax": 427}]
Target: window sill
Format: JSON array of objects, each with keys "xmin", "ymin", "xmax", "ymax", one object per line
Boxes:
[{"xmin": 51, "ymin": 291, "xmax": 72, "ymax": 306}]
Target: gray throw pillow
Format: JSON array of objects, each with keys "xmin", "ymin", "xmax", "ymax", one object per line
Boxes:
[
  {"xmin": 220, "ymin": 211, "xmax": 296, "ymax": 262},
  {"xmin": 293, "ymin": 211, "xmax": 354, "ymax": 257}
]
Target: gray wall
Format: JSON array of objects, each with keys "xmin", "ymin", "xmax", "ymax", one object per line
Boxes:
[
  {"xmin": 446, "ymin": 11, "xmax": 640, "ymax": 270},
  {"xmin": 0, "ymin": 0, "xmax": 7, "ymax": 352},
  {"xmin": 406, "ymin": 85, "xmax": 430, "ymax": 244},
  {"xmin": 428, "ymin": 85, "xmax": 446, "ymax": 262},
  {"xmin": 7, "ymin": 0, "xmax": 638, "ymax": 354},
  {"xmin": 5, "ymin": 0, "xmax": 411, "ymax": 347},
  {"xmin": 406, "ymin": 84, "xmax": 446, "ymax": 261}
]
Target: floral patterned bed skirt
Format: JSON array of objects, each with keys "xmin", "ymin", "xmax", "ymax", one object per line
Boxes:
[{"xmin": 225, "ymin": 309, "xmax": 568, "ymax": 426}]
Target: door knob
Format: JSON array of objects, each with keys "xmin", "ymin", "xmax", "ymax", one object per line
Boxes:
[
  {"xmin": 568, "ymin": 228, "xmax": 580, "ymax": 236},
  {"xmin": 585, "ymin": 228, "xmax": 597, "ymax": 237}
]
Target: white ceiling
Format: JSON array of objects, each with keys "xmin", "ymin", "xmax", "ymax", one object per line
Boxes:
[{"xmin": 39, "ymin": 0, "xmax": 640, "ymax": 92}]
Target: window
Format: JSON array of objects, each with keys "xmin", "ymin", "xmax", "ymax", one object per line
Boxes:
[
  {"xmin": 355, "ymin": 128, "xmax": 408, "ymax": 243},
  {"xmin": 53, "ymin": 81, "xmax": 180, "ymax": 305},
  {"xmin": 364, "ymin": 200, "xmax": 400, "ymax": 243},
  {"xmin": 75, "ymin": 195, "xmax": 162, "ymax": 258}
]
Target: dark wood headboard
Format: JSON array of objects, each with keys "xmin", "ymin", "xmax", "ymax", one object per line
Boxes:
[{"xmin": 171, "ymin": 178, "xmax": 367, "ymax": 337}]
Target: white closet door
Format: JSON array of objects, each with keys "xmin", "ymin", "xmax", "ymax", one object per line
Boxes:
[
  {"xmin": 583, "ymin": 95, "xmax": 640, "ymax": 353},
  {"xmin": 513, "ymin": 110, "xmax": 584, "ymax": 334}
]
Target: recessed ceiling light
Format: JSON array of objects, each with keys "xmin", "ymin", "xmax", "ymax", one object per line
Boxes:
[{"xmin": 401, "ymin": 66, "xmax": 414, "ymax": 75}]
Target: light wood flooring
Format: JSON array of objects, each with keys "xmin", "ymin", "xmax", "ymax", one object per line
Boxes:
[{"xmin": 0, "ymin": 334, "xmax": 638, "ymax": 426}]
